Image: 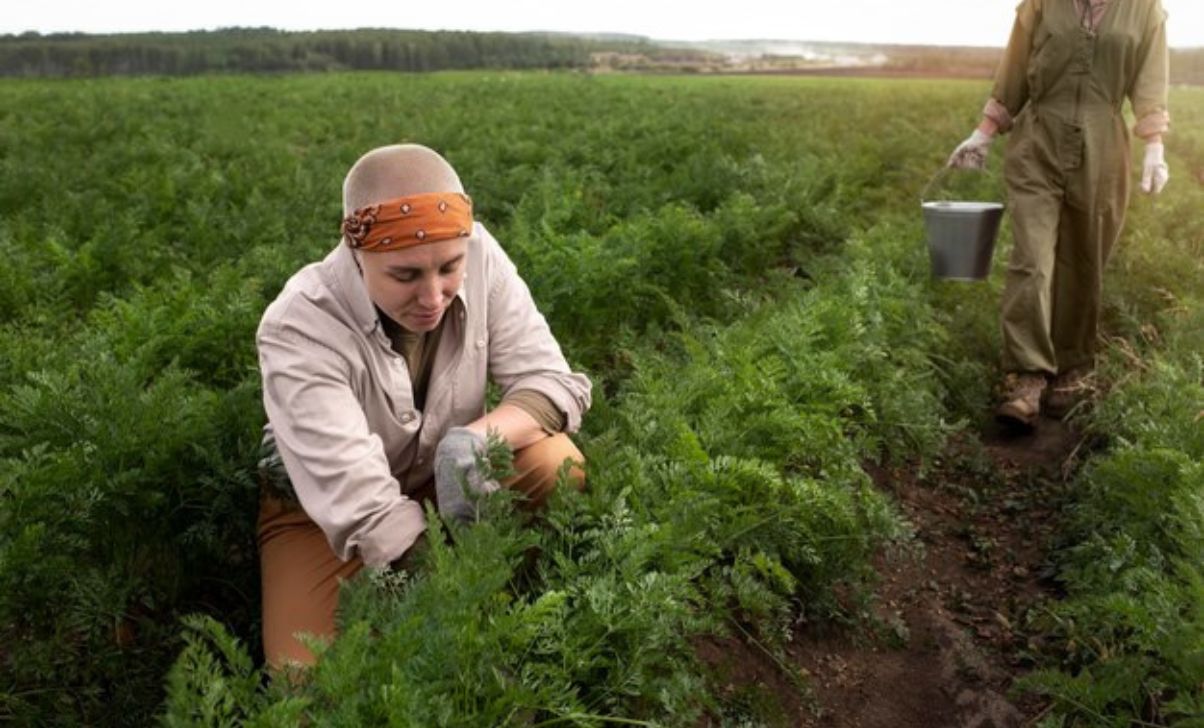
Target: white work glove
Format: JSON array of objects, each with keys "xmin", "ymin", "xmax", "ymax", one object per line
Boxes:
[
  {"xmin": 947, "ymin": 129, "xmax": 995, "ymax": 170},
  {"xmin": 1140, "ymin": 142, "xmax": 1169, "ymax": 195},
  {"xmin": 433, "ymin": 427, "xmax": 500, "ymax": 523}
]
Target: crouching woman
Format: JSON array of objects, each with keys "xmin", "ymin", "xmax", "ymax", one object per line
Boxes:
[{"xmin": 254, "ymin": 144, "xmax": 591, "ymax": 670}]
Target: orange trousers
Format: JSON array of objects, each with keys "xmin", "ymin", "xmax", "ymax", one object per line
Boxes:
[{"xmin": 257, "ymin": 433, "xmax": 584, "ymax": 670}]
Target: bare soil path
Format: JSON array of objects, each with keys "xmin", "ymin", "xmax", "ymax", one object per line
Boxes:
[{"xmin": 788, "ymin": 416, "xmax": 1086, "ymax": 727}]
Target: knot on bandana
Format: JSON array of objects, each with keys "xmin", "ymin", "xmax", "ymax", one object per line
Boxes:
[{"xmin": 342, "ymin": 192, "xmax": 473, "ymax": 251}]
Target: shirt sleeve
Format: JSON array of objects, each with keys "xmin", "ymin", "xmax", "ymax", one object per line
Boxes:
[
  {"xmin": 501, "ymin": 389, "xmax": 567, "ymax": 433},
  {"xmin": 988, "ymin": 0, "xmax": 1041, "ymax": 134},
  {"xmin": 982, "ymin": 97, "xmax": 1015, "ymax": 135},
  {"xmin": 480, "ymin": 228, "xmax": 592, "ymax": 433},
  {"xmin": 1129, "ymin": 1, "xmax": 1170, "ymax": 139},
  {"xmin": 258, "ymin": 320, "xmax": 426, "ymax": 567}
]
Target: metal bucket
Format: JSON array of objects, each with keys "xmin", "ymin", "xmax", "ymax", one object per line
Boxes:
[{"xmin": 921, "ymin": 201, "xmax": 1004, "ymax": 281}]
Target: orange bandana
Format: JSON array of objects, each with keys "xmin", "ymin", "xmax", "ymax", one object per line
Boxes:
[{"xmin": 341, "ymin": 192, "xmax": 473, "ymax": 252}]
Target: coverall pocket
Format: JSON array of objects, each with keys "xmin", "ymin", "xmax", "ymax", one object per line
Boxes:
[{"xmin": 1058, "ymin": 123, "xmax": 1084, "ymax": 171}]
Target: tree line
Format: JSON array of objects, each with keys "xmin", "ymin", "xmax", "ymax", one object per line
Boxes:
[{"xmin": 0, "ymin": 27, "xmax": 612, "ymax": 76}]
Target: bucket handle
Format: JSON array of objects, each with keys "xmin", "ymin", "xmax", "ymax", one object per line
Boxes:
[
  {"xmin": 919, "ymin": 165, "xmax": 957, "ymax": 205},
  {"xmin": 920, "ymin": 164, "xmax": 1008, "ymax": 206}
]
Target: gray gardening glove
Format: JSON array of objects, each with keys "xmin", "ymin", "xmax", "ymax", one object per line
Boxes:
[
  {"xmin": 947, "ymin": 129, "xmax": 994, "ymax": 170},
  {"xmin": 433, "ymin": 427, "xmax": 500, "ymax": 523}
]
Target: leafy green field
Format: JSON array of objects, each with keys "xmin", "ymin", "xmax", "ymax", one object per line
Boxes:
[{"xmin": 0, "ymin": 72, "xmax": 1200, "ymax": 726}]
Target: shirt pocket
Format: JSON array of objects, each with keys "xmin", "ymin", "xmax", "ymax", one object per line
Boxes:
[{"xmin": 364, "ymin": 351, "xmax": 420, "ymax": 446}]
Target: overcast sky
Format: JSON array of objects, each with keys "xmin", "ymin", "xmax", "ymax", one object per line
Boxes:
[{"xmin": 5, "ymin": 0, "xmax": 1203, "ymax": 48}]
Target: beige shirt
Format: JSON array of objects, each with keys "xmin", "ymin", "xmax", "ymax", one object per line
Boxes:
[
  {"xmin": 378, "ymin": 305, "xmax": 565, "ymax": 432},
  {"xmin": 256, "ymin": 223, "xmax": 591, "ymax": 566}
]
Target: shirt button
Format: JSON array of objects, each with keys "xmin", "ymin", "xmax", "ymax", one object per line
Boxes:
[
  {"xmin": 416, "ymin": 457, "xmax": 425, "ymax": 465},
  {"xmin": 476, "ymin": 338, "xmax": 486, "ymax": 348},
  {"xmin": 400, "ymin": 411, "xmax": 414, "ymax": 424}
]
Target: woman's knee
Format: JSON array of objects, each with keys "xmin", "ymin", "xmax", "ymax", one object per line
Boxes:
[{"xmin": 504, "ymin": 433, "xmax": 585, "ymax": 507}]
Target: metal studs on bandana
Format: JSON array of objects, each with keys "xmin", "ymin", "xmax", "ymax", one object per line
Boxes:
[{"xmin": 342, "ymin": 192, "xmax": 473, "ymax": 251}]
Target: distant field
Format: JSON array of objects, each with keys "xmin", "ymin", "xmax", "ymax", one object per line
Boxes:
[{"xmin": 3, "ymin": 28, "xmax": 1202, "ymax": 84}]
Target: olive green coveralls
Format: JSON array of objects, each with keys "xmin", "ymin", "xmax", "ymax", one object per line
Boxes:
[{"xmin": 991, "ymin": 0, "xmax": 1169, "ymax": 374}]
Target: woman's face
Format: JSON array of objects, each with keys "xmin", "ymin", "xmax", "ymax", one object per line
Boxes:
[{"xmin": 357, "ymin": 238, "xmax": 468, "ymax": 332}]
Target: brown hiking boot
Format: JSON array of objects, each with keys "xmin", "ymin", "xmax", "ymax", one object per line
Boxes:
[
  {"xmin": 996, "ymin": 372, "xmax": 1047, "ymax": 429},
  {"xmin": 1044, "ymin": 367, "xmax": 1094, "ymax": 420}
]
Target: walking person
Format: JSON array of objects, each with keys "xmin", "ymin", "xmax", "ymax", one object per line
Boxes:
[
  {"xmin": 254, "ymin": 144, "xmax": 591, "ymax": 670},
  {"xmin": 947, "ymin": 0, "xmax": 1171, "ymax": 427}
]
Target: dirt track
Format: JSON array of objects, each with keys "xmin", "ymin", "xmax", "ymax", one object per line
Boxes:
[{"xmin": 790, "ymin": 416, "xmax": 1084, "ymax": 727}]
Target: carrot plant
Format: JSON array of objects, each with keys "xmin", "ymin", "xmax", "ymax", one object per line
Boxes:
[{"xmin": 1, "ymin": 71, "xmax": 1198, "ymax": 726}]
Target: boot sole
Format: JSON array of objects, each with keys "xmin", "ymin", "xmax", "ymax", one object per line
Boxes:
[{"xmin": 995, "ymin": 402, "xmax": 1039, "ymax": 430}]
